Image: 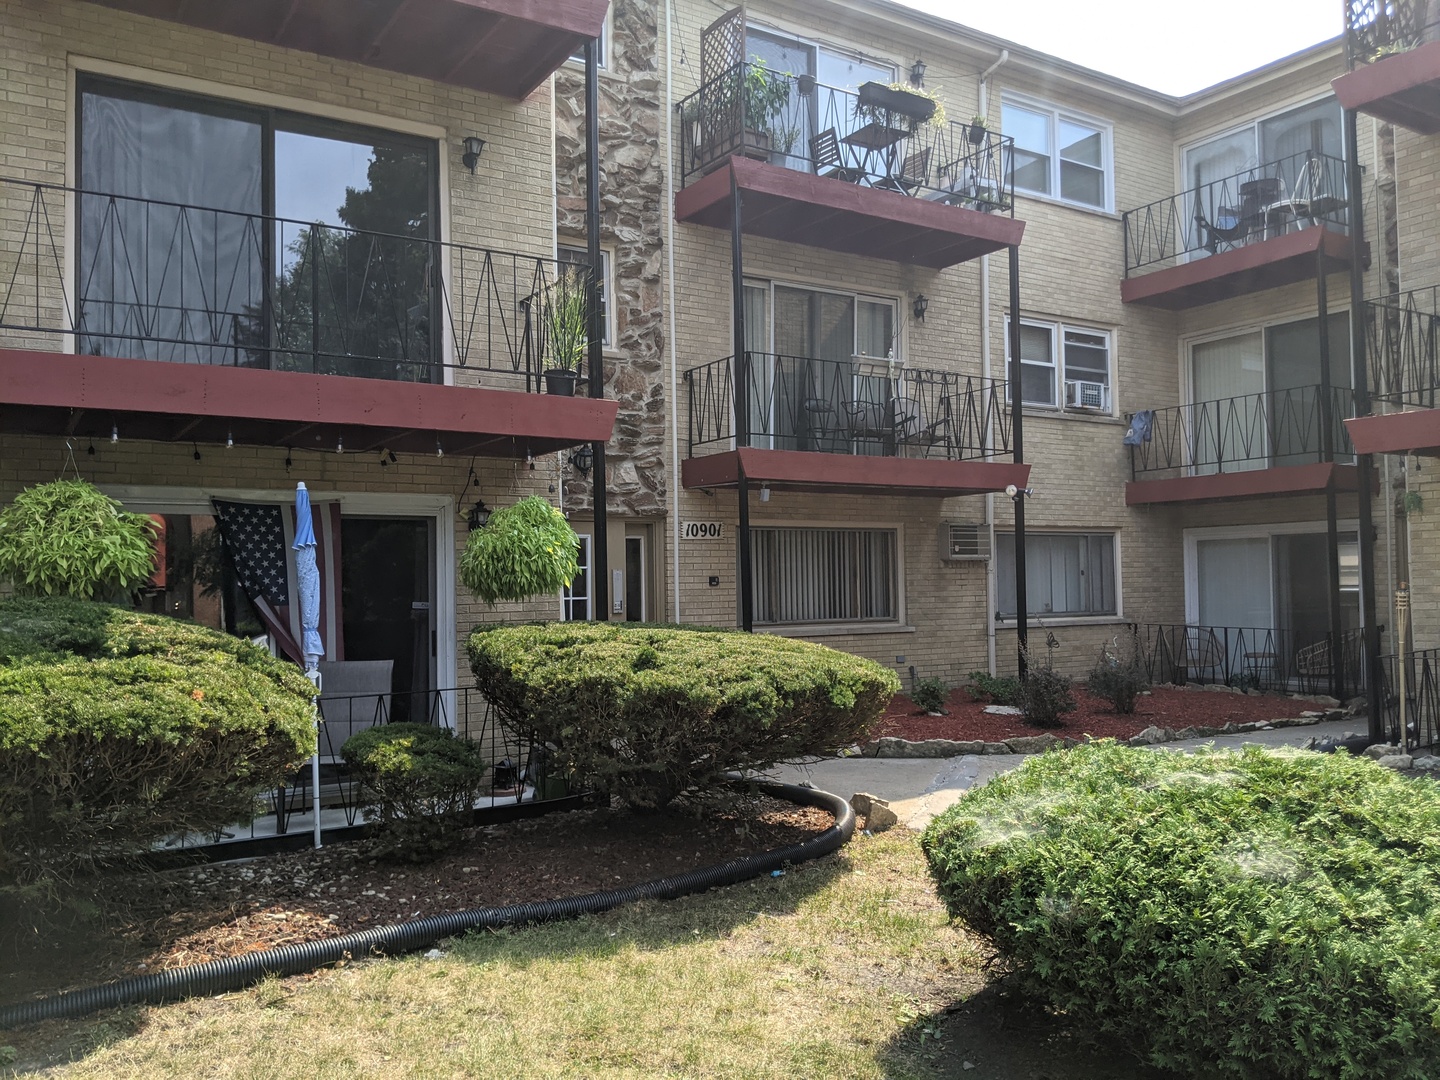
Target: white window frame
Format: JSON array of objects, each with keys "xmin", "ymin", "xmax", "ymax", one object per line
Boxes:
[
  {"xmin": 1180, "ymin": 92, "xmax": 1344, "ymax": 185},
  {"xmin": 566, "ymin": 13, "xmax": 609, "ymax": 69},
  {"xmin": 750, "ymin": 523, "xmax": 905, "ymax": 631},
  {"xmin": 561, "ymin": 532, "xmax": 593, "ymax": 621},
  {"xmin": 746, "ymin": 278, "xmax": 900, "ymax": 360},
  {"xmin": 1005, "ymin": 316, "xmax": 1113, "ymax": 414},
  {"xmin": 1001, "ymin": 93, "xmax": 1113, "ymax": 212},
  {"xmin": 557, "ymin": 243, "xmax": 615, "ymax": 347},
  {"xmin": 994, "ymin": 530, "xmax": 1121, "ymax": 622}
]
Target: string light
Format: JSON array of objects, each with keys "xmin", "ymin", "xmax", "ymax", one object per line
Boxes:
[
  {"xmin": 336, "ymin": 434, "xmax": 344, "ymax": 454},
  {"xmin": 436, "ymin": 438, "xmax": 445, "ymax": 458},
  {"xmin": 110, "ymin": 423, "xmax": 119, "ymax": 444},
  {"xmin": 226, "ymin": 430, "xmax": 234, "ymax": 450}
]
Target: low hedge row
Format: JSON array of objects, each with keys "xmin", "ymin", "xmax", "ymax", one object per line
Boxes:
[
  {"xmin": 0, "ymin": 597, "xmax": 316, "ymax": 898},
  {"xmin": 468, "ymin": 622, "xmax": 898, "ymax": 808},
  {"xmin": 921, "ymin": 741, "xmax": 1440, "ymax": 1079}
]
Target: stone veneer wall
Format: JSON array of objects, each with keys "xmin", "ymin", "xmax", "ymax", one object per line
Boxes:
[{"xmin": 554, "ymin": 0, "xmax": 668, "ymax": 519}]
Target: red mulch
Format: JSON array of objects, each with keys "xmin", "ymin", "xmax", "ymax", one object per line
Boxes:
[{"xmin": 874, "ymin": 685, "xmax": 1319, "ymax": 743}]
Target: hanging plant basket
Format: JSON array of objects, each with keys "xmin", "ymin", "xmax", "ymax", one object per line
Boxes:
[
  {"xmin": 0, "ymin": 479, "xmax": 157, "ymax": 599},
  {"xmin": 458, "ymin": 496, "xmax": 581, "ymax": 605}
]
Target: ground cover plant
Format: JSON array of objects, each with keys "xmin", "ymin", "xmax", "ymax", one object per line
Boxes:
[
  {"xmin": 469, "ymin": 622, "xmax": 899, "ymax": 808},
  {"xmin": 922, "ymin": 741, "xmax": 1440, "ymax": 1079},
  {"xmin": 0, "ymin": 598, "xmax": 315, "ymax": 912}
]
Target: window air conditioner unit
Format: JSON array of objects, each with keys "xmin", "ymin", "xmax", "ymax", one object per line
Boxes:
[
  {"xmin": 1065, "ymin": 379, "xmax": 1109, "ymax": 411},
  {"xmin": 940, "ymin": 522, "xmax": 990, "ymax": 561}
]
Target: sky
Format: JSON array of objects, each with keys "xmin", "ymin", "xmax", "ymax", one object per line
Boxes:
[{"xmin": 890, "ymin": 0, "xmax": 1342, "ymax": 96}]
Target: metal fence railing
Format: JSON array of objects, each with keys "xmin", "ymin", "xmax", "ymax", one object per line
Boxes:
[
  {"xmin": 676, "ymin": 64, "xmax": 1014, "ymax": 214},
  {"xmin": 0, "ymin": 176, "xmax": 586, "ymax": 391},
  {"xmin": 685, "ymin": 352, "xmax": 1011, "ymax": 461},
  {"xmin": 1122, "ymin": 151, "xmax": 1350, "ymax": 276},
  {"xmin": 158, "ymin": 686, "xmax": 570, "ymax": 856},
  {"xmin": 1127, "ymin": 384, "xmax": 1356, "ymax": 481},
  {"xmin": 1346, "ymin": 0, "xmax": 1440, "ymax": 67},
  {"xmin": 1379, "ymin": 649, "xmax": 1440, "ymax": 750},
  {"xmin": 1130, "ymin": 623, "xmax": 1367, "ymax": 699},
  {"xmin": 1364, "ymin": 288, "xmax": 1440, "ymax": 409}
]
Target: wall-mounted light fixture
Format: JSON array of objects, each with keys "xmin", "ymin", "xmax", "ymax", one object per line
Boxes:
[
  {"xmin": 462, "ymin": 136, "xmax": 486, "ymax": 174},
  {"xmin": 467, "ymin": 499, "xmax": 491, "ymax": 532},
  {"xmin": 909, "ymin": 59, "xmax": 927, "ymax": 88},
  {"xmin": 912, "ymin": 293, "xmax": 929, "ymax": 322},
  {"xmin": 1004, "ymin": 483, "xmax": 1034, "ymax": 500},
  {"xmin": 569, "ymin": 444, "xmax": 594, "ymax": 478},
  {"xmin": 759, "ymin": 484, "xmax": 771, "ymax": 503}
]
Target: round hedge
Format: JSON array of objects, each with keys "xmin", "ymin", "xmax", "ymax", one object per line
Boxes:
[
  {"xmin": 921, "ymin": 741, "xmax": 1440, "ymax": 1079},
  {"xmin": 0, "ymin": 597, "xmax": 317, "ymax": 894},
  {"xmin": 468, "ymin": 621, "xmax": 899, "ymax": 808}
]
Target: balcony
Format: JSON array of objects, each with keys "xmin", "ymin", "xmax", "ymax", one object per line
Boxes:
[
  {"xmin": 674, "ymin": 67, "xmax": 1025, "ymax": 267},
  {"xmin": 680, "ymin": 353, "xmax": 1030, "ymax": 496},
  {"xmin": 1121, "ymin": 152, "xmax": 1357, "ymax": 309},
  {"xmin": 1346, "ymin": 289, "xmax": 1440, "ymax": 454},
  {"xmin": 0, "ymin": 178, "xmax": 617, "ymax": 457},
  {"xmin": 1125, "ymin": 384, "xmax": 1363, "ymax": 504},
  {"xmin": 1334, "ymin": 0, "xmax": 1440, "ymax": 133},
  {"xmin": 83, "ymin": 0, "xmax": 609, "ymax": 99}
]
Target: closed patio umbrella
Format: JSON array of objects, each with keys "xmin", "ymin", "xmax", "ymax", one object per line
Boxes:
[{"xmin": 293, "ymin": 482, "xmax": 325, "ymax": 848}]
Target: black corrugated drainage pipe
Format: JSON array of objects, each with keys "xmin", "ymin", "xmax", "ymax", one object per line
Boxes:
[{"xmin": 0, "ymin": 780, "xmax": 854, "ymax": 1028}]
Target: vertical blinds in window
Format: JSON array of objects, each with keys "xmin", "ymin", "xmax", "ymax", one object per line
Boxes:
[{"xmin": 753, "ymin": 527, "xmax": 896, "ymax": 624}]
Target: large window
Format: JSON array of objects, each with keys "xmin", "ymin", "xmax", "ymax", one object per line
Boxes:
[
  {"xmin": 557, "ymin": 244, "xmax": 613, "ymax": 346},
  {"xmin": 1001, "ymin": 96, "xmax": 1111, "ymax": 210},
  {"xmin": 1005, "ymin": 317, "xmax": 1112, "ymax": 411},
  {"xmin": 77, "ymin": 75, "xmax": 438, "ymax": 379},
  {"xmin": 996, "ymin": 533, "xmax": 1117, "ymax": 618},
  {"xmin": 753, "ymin": 527, "xmax": 898, "ymax": 625}
]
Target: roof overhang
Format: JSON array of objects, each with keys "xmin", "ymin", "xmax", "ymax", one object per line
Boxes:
[
  {"xmin": 1345, "ymin": 409, "xmax": 1440, "ymax": 456},
  {"xmin": 1121, "ymin": 227, "xmax": 1360, "ymax": 310},
  {"xmin": 675, "ymin": 157, "xmax": 1025, "ymax": 269},
  {"xmin": 1125, "ymin": 461, "xmax": 1366, "ymax": 506},
  {"xmin": 83, "ymin": 0, "xmax": 609, "ymax": 99},
  {"xmin": 681, "ymin": 448, "xmax": 1030, "ymax": 497},
  {"xmin": 1332, "ymin": 40, "xmax": 1440, "ymax": 134},
  {"xmin": 0, "ymin": 349, "xmax": 617, "ymax": 458}
]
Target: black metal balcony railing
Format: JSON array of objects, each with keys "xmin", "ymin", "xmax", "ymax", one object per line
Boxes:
[
  {"xmin": 162, "ymin": 686, "xmax": 571, "ymax": 855},
  {"xmin": 1131, "ymin": 623, "xmax": 1367, "ymax": 700},
  {"xmin": 1364, "ymin": 288, "xmax": 1440, "ymax": 408},
  {"xmin": 1128, "ymin": 384, "xmax": 1356, "ymax": 481},
  {"xmin": 1122, "ymin": 151, "xmax": 1350, "ymax": 276},
  {"xmin": 684, "ymin": 352, "xmax": 1011, "ymax": 461},
  {"xmin": 676, "ymin": 64, "xmax": 1015, "ymax": 214},
  {"xmin": 0, "ymin": 176, "xmax": 587, "ymax": 391},
  {"xmin": 1380, "ymin": 648, "xmax": 1440, "ymax": 749},
  {"xmin": 1346, "ymin": 0, "xmax": 1440, "ymax": 67}
]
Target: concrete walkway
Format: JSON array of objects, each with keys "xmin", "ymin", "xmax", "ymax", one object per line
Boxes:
[{"xmin": 766, "ymin": 718, "xmax": 1360, "ymax": 831}]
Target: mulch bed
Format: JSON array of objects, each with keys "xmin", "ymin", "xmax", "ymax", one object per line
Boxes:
[
  {"xmin": 874, "ymin": 684, "xmax": 1324, "ymax": 744},
  {"xmin": 1, "ymin": 793, "xmax": 833, "ymax": 1008}
]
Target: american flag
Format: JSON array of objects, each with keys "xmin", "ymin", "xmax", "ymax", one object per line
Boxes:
[{"xmin": 212, "ymin": 499, "xmax": 344, "ymax": 665}]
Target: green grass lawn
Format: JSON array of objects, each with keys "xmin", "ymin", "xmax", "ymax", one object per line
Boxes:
[{"xmin": 5, "ymin": 832, "xmax": 987, "ymax": 1079}]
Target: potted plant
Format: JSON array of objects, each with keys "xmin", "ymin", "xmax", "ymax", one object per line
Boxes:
[
  {"xmin": 542, "ymin": 272, "xmax": 587, "ymax": 396},
  {"xmin": 697, "ymin": 57, "xmax": 796, "ymax": 171},
  {"xmin": 968, "ymin": 114, "xmax": 988, "ymax": 145},
  {"xmin": 854, "ymin": 81, "xmax": 945, "ymax": 130}
]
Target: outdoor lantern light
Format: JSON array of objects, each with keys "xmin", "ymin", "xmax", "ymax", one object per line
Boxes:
[
  {"xmin": 913, "ymin": 293, "xmax": 929, "ymax": 321},
  {"xmin": 226, "ymin": 429, "xmax": 234, "ymax": 450},
  {"xmin": 910, "ymin": 59, "xmax": 927, "ymax": 87},
  {"xmin": 570, "ymin": 444, "xmax": 594, "ymax": 478},
  {"xmin": 335, "ymin": 434, "xmax": 344, "ymax": 454},
  {"xmin": 436, "ymin": 438, "xmax": 445, "ymax": 458},
  {"xmin": 110, "ymin": 423, "xmax": 119, "ymax": 444},
  {"xmin": 467, "ymin": 499, "xmax": 491, "ymax": 531},
  {"xmin": 760, "ymin": 485, "xmax": 771, "ymax": 502},
  {"xmin": 462, "ymin": 136, "xmax": 486, "ymax": 173}
]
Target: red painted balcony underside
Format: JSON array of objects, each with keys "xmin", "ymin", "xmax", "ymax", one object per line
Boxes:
[
  {"xmin": 1333, "ymin": 40, "xmax": 1440, "ymax": 135},
  {"xmin": 1125, "ymin": 462, "xmax": 1366, "ymax": 506},
  {"xmin": 681, "ymin": 447, "xmax": 1030, "ymax": 498},
  {"xmin": 1346, "ymin": 410, "xmax": 1440, "ymax": 456}
]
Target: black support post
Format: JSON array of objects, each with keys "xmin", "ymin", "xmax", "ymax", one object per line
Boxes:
[
  {"xmin": 732, "ymin": 166, "xmax": 754, "ymax": 632},
  {"xmin": 1345, "ymin": 107, "xmax": 1385, "ymax": 738},
  {"xmin": 584, "ymin": 37, "xmax": 609, "ymax": 621},
  {"xmin": 1008, "ymin": 245, "xmax": 1028, "ymax": 676},
  {"xmin": 1317, "ymin": 245, "xmax": 1345, "ymax": 701}
]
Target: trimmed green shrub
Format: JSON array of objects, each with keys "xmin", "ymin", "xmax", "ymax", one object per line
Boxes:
[
  {"xmin": 922, "ymin": 742, "xmax": 1440, "ymax": 1079},
  {"xmin": 0, "ymin": 597, "xmax": 316, "ymax": 898},
  {"xmin": 1016, "ymin": 661, "xmax": 1075, "ymax": 728},
  {"xmin": 910, "ymin": 676, "xmax": 947, "ymax": 714},
  {"xmin": 342, "ymin": 723, "xmax": 489, "ymax": 862},
  {"xmin": 963, "ymin": 670, "xmax": 1020, "ymax": 706},
  {"xmin": 468, "ymin": 622, "xmax": 899, "ymax": 809},
  {"xmin": 459, "ymin": 496, "xmax": 581, "ymax": 605},
  {"xmin": 0, "ymin": 479, "xmax": 156, "ymax": 599},
  {"xmin": 1086, "ymin": 639, "xmax": 1149, "ymax": 714}
]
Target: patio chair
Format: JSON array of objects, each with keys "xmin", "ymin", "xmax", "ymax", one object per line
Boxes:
[
  {"xmin": 1263, "ymin": 155, "xmax": 1341, "ymax": 233},
  {"xmin": 876, "ymin": 147, "xmax": 931, "ymax": 195},
  {"xmin": 809, "ymin": 128, "xmax": 863, "ymax": 184},
  {"xmin": 316, "ymin": 659, "xmax": 395, "ymax": 762},
  {"xmin": 894, "ymin": 394, "xmax": 951, "ymax": 456},
  {"xmin": 1167, "ymin": 626, "xmax": 1224, "ymax": 683}
]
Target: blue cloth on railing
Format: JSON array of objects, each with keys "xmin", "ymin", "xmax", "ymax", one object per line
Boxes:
[{"xmin": 1123, "ymin": 410, "xmax": 1154, "ymax": 446}]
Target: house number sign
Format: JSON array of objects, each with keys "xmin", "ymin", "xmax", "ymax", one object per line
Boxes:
[{"xmin": 680, "ymin": 521, "xmax": 724, "ymax": 540}]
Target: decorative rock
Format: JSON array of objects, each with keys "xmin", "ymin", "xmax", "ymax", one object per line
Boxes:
[
  {"xmin": 850, "ymin": 792, "xmax": 899, "ymax": 832},
  {"xmin": 1376, "ymin": 754, "xmax": 1414, "ymax": 771},
  {"xmin": 1170, "ymin": 727, "xmax": 1198, "ymax": 741},
  {"xmin": 982, "ymin": 704, "xmax": 1023, "ymax": 716},
  {"xmin": 1364, "ymin": 743, "xmax": 1402, "ymax": 760},
  {"xmin": 1413, "ymin": 756, "xmax": 1440, "ymax": 771},
  {"xmin": 983, "ymin": 742, "xmax": 1013, "ymax": 755},
  {"xmin": 872, "ymin": 737, "xmax": 985, "ymax": 758},
  {"xmin": 1291, "ymin": 694, "xmax": 1342, "ymax": 708},
  {"xmin": 1129, "ymin": 725, "xmax": 1170, "ymax": 745},
  {"xmin": 1005, "ymin": 734, "xmax": 1061, "ymax": 755}
]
